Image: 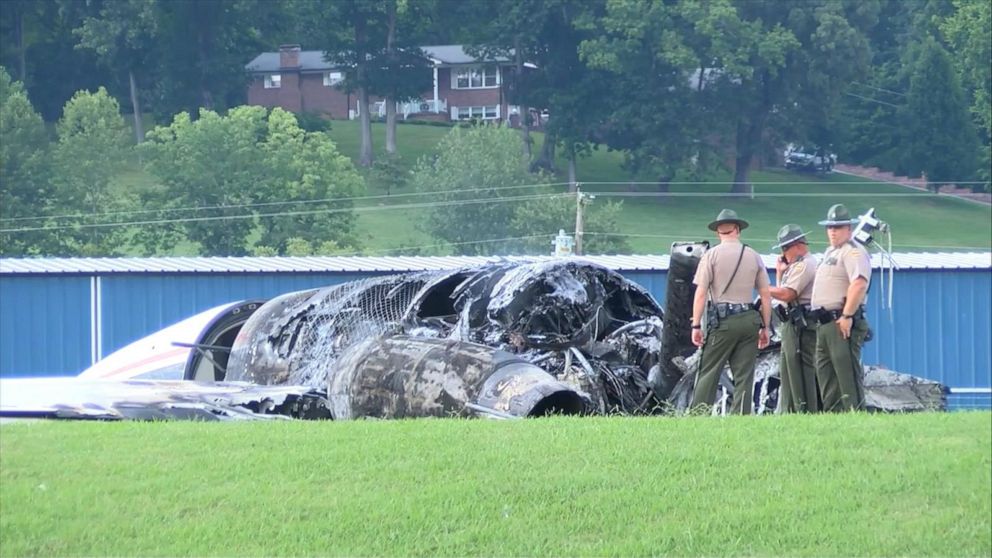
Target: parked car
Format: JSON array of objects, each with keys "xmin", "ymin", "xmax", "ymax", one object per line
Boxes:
[{"xmin": 784, "ymin": 144, "xmax": 836, "ymax": 174}]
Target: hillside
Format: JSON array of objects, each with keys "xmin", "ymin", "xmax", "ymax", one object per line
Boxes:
[
  {"xmin": 104, "ymin": 119, "xmax": 991, "ymax": 256},
  {"xmin": 326, "ymin": 121, "xmax": 992, "ymax": 254}
]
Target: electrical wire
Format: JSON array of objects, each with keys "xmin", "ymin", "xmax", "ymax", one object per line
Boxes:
[
  {"xmin": 7, "ymin": 178, "xmax": 987, "ymax": 225},
  {"xmin": 322, "ymin": 234, "xmax": 556, "ymax": 257},
  {"xmin": 850, "ymin": 81, "xmax": 907, "ymax": 97},
  {"xmin": 0, "ymin": 181, "xmax": 571, "ymax": 224},
  {"xmin": 569, "ymin": 180, "xmax": 992, "ymax": 185},
  {"xmin": 844, "ymin": 91, "xmax": 901, "ymax": 108},
  {"xmin": 581, "ymin": 232, "xmax": 989, "ymax": 251},
  {"xmin": 0, "ymin": 192, "xmax": 571, "ymax": 234},
  {"xmin": 584, "ymin": 191, "xmax": 982, "ymax": 198}
]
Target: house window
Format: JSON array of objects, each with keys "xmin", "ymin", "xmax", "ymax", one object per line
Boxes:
[
  {"xmin": 453, "ymin": 66, "xmax": 499, "ymax": 89},
  {"xmin": 323, "ymin": 71, "xmax": 343, "ymax": 86},
  {"xmin": 455, "ymin": 106, "xmax": 499, "ymax": 120},
  {"xmin": 264, "ymin": 74, "xmax": 281, "ymax": 89}
]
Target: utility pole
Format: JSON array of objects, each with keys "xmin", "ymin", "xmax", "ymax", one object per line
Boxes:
[{"xmin": 574, "ymin": 185, "xmax": 591, "ymax": 255}]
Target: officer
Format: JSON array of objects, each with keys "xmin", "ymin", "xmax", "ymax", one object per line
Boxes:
[
  {"xmin": 690, "ymin": 209, "xmax": 772, "ymax": 414},
  {"xmin": 769, "ymin": 224, "xmax": 819, "ymax": 413},
  {"xmin": 810, "ymin": 204, "xmax": 872, "ymax": 412}
]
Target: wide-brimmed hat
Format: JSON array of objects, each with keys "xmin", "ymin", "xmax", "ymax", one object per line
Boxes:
[
  {"xmin": 772, "ymin": 224, "xmax": 809, "ymax": 250},
  {"xmin": 707, "ymin": 208, "xmax": 749, "ymax": 232},
  {"xmin": 818, "ymin": 204, "xmax": 857, "ymax": 226}
]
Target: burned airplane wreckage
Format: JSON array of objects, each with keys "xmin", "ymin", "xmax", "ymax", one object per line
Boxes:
[
  {"xmin": 0, "ymin": 248, "xmax": 946, "ymax": 421},
  {"xmin": 223, "ymin": 258, "xmax": 668, "ymax": 418}
]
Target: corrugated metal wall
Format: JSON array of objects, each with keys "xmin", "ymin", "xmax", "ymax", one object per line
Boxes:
[
  {"xmin": 0, "ymin": 276, "xmax": 92, "ymax": 377},
  {"xmin": 2, "ymin": 268, "xmax": 989, "ymax": 394},
  {"xmin": 860, "ymin": 269, "xmax": 991, "ymax": 389}
]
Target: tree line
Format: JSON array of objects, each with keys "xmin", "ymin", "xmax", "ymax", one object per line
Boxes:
[{"xmin": 1, "ymin": 0, "xmax": 989, "ymax": 257}]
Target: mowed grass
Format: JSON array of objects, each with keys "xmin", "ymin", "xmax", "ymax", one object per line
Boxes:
[
  {"xmin": 1, "ymin": 412, "xmax": 990, "ymax": 557},
  {"xmin": 323, "ymin": 121, "xmax": 992, "ymax": 254},
  {"xmin": 107, "ymin": 119, "xmax": 991, "ymax": 255}
]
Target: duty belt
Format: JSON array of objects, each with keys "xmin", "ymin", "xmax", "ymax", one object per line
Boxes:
[
  {"xmin": 813, "ymin": 306, "xmax": 865, "ymax": 325},
  {"xmin": 713, "ymin": 302, "xmax": 755, "ymax": 316}
]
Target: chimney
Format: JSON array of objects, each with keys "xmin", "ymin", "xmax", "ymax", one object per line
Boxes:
[{"xmin": 279, "ymin": 44, "xmax": 301, "ymax": 69}]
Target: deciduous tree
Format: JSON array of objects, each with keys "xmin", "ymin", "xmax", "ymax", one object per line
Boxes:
[
  {"xmin": 50, "ymin": 87, "xmax": 133, "ymax": 255},
  {"xmin": 140, "ymin": 106, "xmax": 364, "ymax": 255},
  {"xmin": 0, "ymin": 66, "xmax": 51, "ymax": 255},
  {"xmin": 74, "ymin": 0, "xmax": 159, "ymax": 143},
  {"xmin": 901, "ymin": 36, "xmax": 980, "ymax": 188}
]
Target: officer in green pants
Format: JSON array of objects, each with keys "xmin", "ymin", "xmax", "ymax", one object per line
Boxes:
[
  {"xmin": 690, "ymin": 209, "xmax": 772, "ymax": 414},
  {"xmin": 770, "ymin": 224, "xmax": 820, "ymax": 413},
  {"xmin": 810, "ymin": 204, "xmax": 871, "ymax": 412}
]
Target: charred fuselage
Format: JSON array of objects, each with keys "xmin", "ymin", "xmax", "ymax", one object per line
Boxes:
[{"xmin": 223, "ymin": 259, "xmax": 670, "ymax": 418}]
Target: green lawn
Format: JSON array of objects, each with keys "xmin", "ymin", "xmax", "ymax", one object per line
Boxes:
[
  {"xmin": 1, "ymin": 412, "xmax": 989, "ymax": 556},
  {"xmin": 109, "ymin": 119, "xmax": 992, "ymax": 255},
  {"xmin": 324, "ymin": 121, "xmax": 992, "ymax": 254}
]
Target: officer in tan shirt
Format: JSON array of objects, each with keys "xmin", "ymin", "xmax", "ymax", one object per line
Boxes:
[
  {"xmin": 690, "ymin": 209, "xmax": 772, "ymax": 414},
  {"xmin": 810, "ymin": 204, "xmax": 872, "ymax": 411},
  {"xmin": 770, "ymin": 224, "xmax": 819, "ymax": 413}
]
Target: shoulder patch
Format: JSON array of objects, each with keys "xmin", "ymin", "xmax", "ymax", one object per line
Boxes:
[
  {"xmin": 847, "ymin": 249, "xmax": 861, "ymax": 258},
  {"xmin": 791, "ymin": 261, "xmax": 807, "ymax": 274}
]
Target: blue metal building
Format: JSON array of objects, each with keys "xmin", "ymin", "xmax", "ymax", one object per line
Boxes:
[{"xmin": 2, "ymin": 253, "xmax": 989, "ymax": 407}]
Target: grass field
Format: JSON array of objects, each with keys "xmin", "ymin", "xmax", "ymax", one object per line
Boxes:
[
  {"xmin": 2, "ymin": 412, "xmax": 990, "ymax": 556},
  {"xmin": 110, "ymin": 119, "xmax": 992, "ymax": 255},
  {"xmin": 326, "ymin": 121, "xmax": 992, "ymax": 254}
]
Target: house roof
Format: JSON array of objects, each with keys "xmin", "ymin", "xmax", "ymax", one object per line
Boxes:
[
  {"xmin": 245, "ymin": 51, "xmax": 337, "ymax": 73},
  {"xmin": 421, "ymin": 45, "xmax": 510, "ymax": 65},
  {"xmin": 245, "ymin": 45, "xmax": 511, "ymax": 73},
  {"xmin": 1, "ymin": 253, "xmax": 989, "ymax": 275}
]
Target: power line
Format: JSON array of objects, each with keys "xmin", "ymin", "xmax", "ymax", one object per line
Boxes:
[
  {"xmin": 844, "ymin": 91, "xmax": 901, "ymax": 108},
  {"xmin": 6, "ymin": 178, "xmax": 987, "ymax": 225},
  {"xmin": 10, "ymin": 177, "xmax": 988, "ymax": 225},
  {"xmin": 0, "ymin": 181, "xmax": 570, "ymax": 225},
  {"xmin": 323, "ymin": 234, "xmax": 556, "ymax": 257},
  {"xmin": 583, "ymin": 191, "xmax": 986, "ymax": 198},
  {"xmin": 851, "ymin": 81, "xmax": 907, "ymax": 97},
  {"xmin": 577, "ymin": 180, "xmax": 991, "ymax": 185},
  {"xmin": 581, "ymin": 232, "xmax": 990, "ymax": 251},
  {"xmin": 0, "ymin": 192, "xmax": 571, "ymax": 234}
]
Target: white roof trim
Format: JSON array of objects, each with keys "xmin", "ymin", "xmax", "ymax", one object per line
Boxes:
[{"xmin": 1, "ymin": 252, "xmax": 989, "ymax": 275}]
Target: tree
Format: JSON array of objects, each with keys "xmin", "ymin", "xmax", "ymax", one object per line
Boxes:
[
  {"xmin": 462, "ymin": 0, "xmax": 552, "ymax": 160},
  {"xmin": 0, "ymin": 66, "xmax": 51, "ymax": 256},
  {"xmin": 834, "ymin": 0, "xmax": 954, "ymax": 174},
  {"xmin": 377, "ymin": 0, "xmax": 434, "ymax": 155},
  {"xmin": 699, "ymin": 0, "xmax": 879, "ymax": 193},
  {"xmin": 942, "ymin": 0, "xmax": 992, "ymax": 183},
  {"xmin": 410, "ymin": 123, "xmax": 627, "ymax": 255},
  {"xmin": 298, "ymin": 0, "xmax": 384, "ymax": 167},
  {"xmin": 513, "ymin": 0, "xmax": 609, "ymax": 186},
  {"xmin": 579, "ymin": 0, "xmax": 719, "ymax": 192},
  {"xmin": 74, "ymin": 0, "xmax": 159, "ymax": 143},
  {"xmin": 510, "ymin": 195, "xmax": 629, "ymax": 255},
  {"xmin": 297, "ymin": 0, "xmax": 432, "ymax": 165},
  {"xmin": 0, "ymin": 0, "xmax": 111, "ymax": 121},
  {"xmin": 140, "ymin": 106, "xmax": 364, "ymax": 256},
  {"xmin": 254, "ymin": 108, "xmax": 365, "ymax": 253},
  {"xmin": 50, "ymin": 87, "xmax": 133, "ymax": 255},
  {"xmin": 901, "ymin": 36, "xmax": 980, "ymax": 188},
  {"xmin": 152, "ymin": 0, "xmax": 292, "ymax": 117},
  {"xmin": 411, "ymin": 124, "xmax": 546, "ymax": 255}
]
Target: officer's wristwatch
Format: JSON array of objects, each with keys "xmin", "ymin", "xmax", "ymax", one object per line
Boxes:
[{"xmin": 841, "ymin": 314, "xmax": 854, "ymax": 320}]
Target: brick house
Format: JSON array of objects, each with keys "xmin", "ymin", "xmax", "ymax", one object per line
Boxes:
[{"xmin": 246, "ymin": 44, "xmax": 539, "ymax": 126}]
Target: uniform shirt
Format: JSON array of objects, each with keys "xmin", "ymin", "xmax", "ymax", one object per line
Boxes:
[
  {"xmin": 810, "ymin": 241, "xmax": 871, "ymax": 310},
  {"xmin": 693, "ymin": 240, "xmax": 770, "ymax": 304},
  {"xmin": 780, "ymin": 253, "xmax": 818, "ymax": 305}
]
